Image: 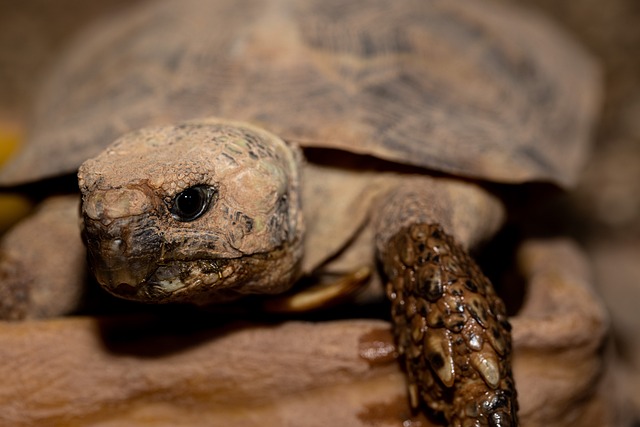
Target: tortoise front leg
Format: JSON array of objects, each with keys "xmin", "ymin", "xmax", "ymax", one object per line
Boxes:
[
  {"xmin": 0, "ymin": 195, "xmax": 88, "ymax": 320},
  {"xmin": 374, "ymin": 179, "xmax": 517, "ymax": 426},
  {"xmin": 381, "ymin": 223, "xmax": 517, "ymax": 426}
]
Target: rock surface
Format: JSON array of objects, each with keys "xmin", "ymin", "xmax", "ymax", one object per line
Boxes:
[{"xmin": 0, "ymin": 239, "xmax": 618, "ymax": 426}]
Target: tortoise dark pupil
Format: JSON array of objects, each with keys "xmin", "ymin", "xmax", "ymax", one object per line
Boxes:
[
  {"xmin": 171, "ymin": 185, "xmax": 213, "ymax": 221},
  {"xmin": 176, "ymin": 188, "xmax": 202, "ymax": 217}
]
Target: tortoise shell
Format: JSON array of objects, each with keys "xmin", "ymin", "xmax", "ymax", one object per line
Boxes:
[{"xmin": 0, "ymin": 0, "xmax": 600, "ymax": 187}]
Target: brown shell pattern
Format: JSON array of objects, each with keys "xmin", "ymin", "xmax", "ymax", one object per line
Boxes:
[
  {"xmin": 0, "ymin": 0, "xmax": 599, "ymax": 187},
  {"xmin": 382, "ymin": 223, "xmax": 517, "ymax": 426}
]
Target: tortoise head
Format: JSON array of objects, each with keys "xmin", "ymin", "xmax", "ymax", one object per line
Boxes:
[{"xmin": 78, "ymin": 119, "xmax": 304, "ymax": 304}]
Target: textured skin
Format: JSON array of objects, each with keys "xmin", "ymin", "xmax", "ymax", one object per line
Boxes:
[
  {"xmin": 0, "ymin": 252, "xmax": 28, "ymax": 320},
  {"xmin": 381, "ymin": 223, "xmax": 517, "ymax": 426},
  {"xmin": 0, "ymin": 196, "xmax": 86, "ymax": 320}
]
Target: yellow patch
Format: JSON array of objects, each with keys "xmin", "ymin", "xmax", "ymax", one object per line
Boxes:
[{"xmin": 0, "ymin": 121, "xmax": 33, "ymax": 233}]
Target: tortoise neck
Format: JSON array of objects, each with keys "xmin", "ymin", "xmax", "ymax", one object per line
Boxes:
[{"xmin": 372, "ymin": 176, "xmax": 505, "ymax": 257}]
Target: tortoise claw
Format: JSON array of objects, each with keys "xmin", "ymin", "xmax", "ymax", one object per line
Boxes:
[
  {"xmin": 381, "ymin": 223, "xmax": 518, "ymax": 426},
  {"xmin": 262, "ymin": 266, "xmax": 371, "ymax": 313}
]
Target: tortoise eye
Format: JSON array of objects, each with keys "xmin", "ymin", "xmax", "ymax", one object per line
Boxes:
[{"xmin": 170, "ymin": 185, "xmax": 216, "ymax": 222}]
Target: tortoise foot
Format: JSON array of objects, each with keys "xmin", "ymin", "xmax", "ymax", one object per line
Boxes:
[
  {"xmin": 380, "ymin": 223, "xmax": 518, "ymax": 426},
  {"xmin": 0, "ymin": 252, "xmax": 30, "ymax": 320},
  {"xmin": 263, "ymin": 266, "xmax": 371, "ymax": 313}
]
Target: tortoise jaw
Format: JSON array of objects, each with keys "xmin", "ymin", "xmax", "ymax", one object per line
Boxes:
[
  {"xmin": 85, "ymin": 233, "xmax": 161, "ymax": 300},
  {"xmin": 89, "ymin": 250, "xmax": 228, "ymax": 302},
  {"xmin": 83, "ymin": 219, "xmax": 230, "ymax": 302},
  {"xmin": 82, "ymin": 212, "xmax": 234, "ymax": 303},
  {"xmin": 138, "ymin": 258, "xmax": 231, "ymax": 302},
  {"xmin": 81, "ymin": 208, "xmax": 164, "ymax": 297}
]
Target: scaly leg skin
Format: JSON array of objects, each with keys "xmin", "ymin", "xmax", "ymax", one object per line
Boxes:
[
  {"xmin": 381, "ymin": 223, "xmax": 517, "ymax": 427},
  {"xmin": 0, "ymin": 196, "xmax": 87, "ymax": 320}
]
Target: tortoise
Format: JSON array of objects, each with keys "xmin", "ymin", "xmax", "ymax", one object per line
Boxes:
[{"xmin": 0, "ymin": 0, "xmax": 601, "ymax": 426}]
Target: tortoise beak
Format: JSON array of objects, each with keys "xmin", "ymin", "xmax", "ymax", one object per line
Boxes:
[
  {"xmin": 81, "ymin": 188, "xmax": 163, "ymax": 298},
  {"xmin": 82, "ymin": 216, "xmax": 163, "ymax": 297},
  {"xmin": 84, "ymin": 229, "xmax": 158, "ymax": 294}
]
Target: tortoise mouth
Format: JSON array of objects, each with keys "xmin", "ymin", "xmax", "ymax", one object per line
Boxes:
[
  {"xmin": 81, "ymin": 213, "xmax": 239, "ymax": 303},
  {"xmin": 98, "ymin": 257, "xmax": 234, "ymax": 304}
]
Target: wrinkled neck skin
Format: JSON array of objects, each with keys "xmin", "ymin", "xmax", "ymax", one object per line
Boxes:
[
  {"xmin": 78, "ymin": 119, "xmax": 305, "ymax": 304},
  {"xmin": 373, "ymin": 177, "xmax": 505, "ymax": 259}
]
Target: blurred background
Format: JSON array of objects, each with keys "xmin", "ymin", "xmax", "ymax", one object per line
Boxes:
[{"xmin": 0, "ymin": 0, "xmax": 638, "ymax": 422}]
